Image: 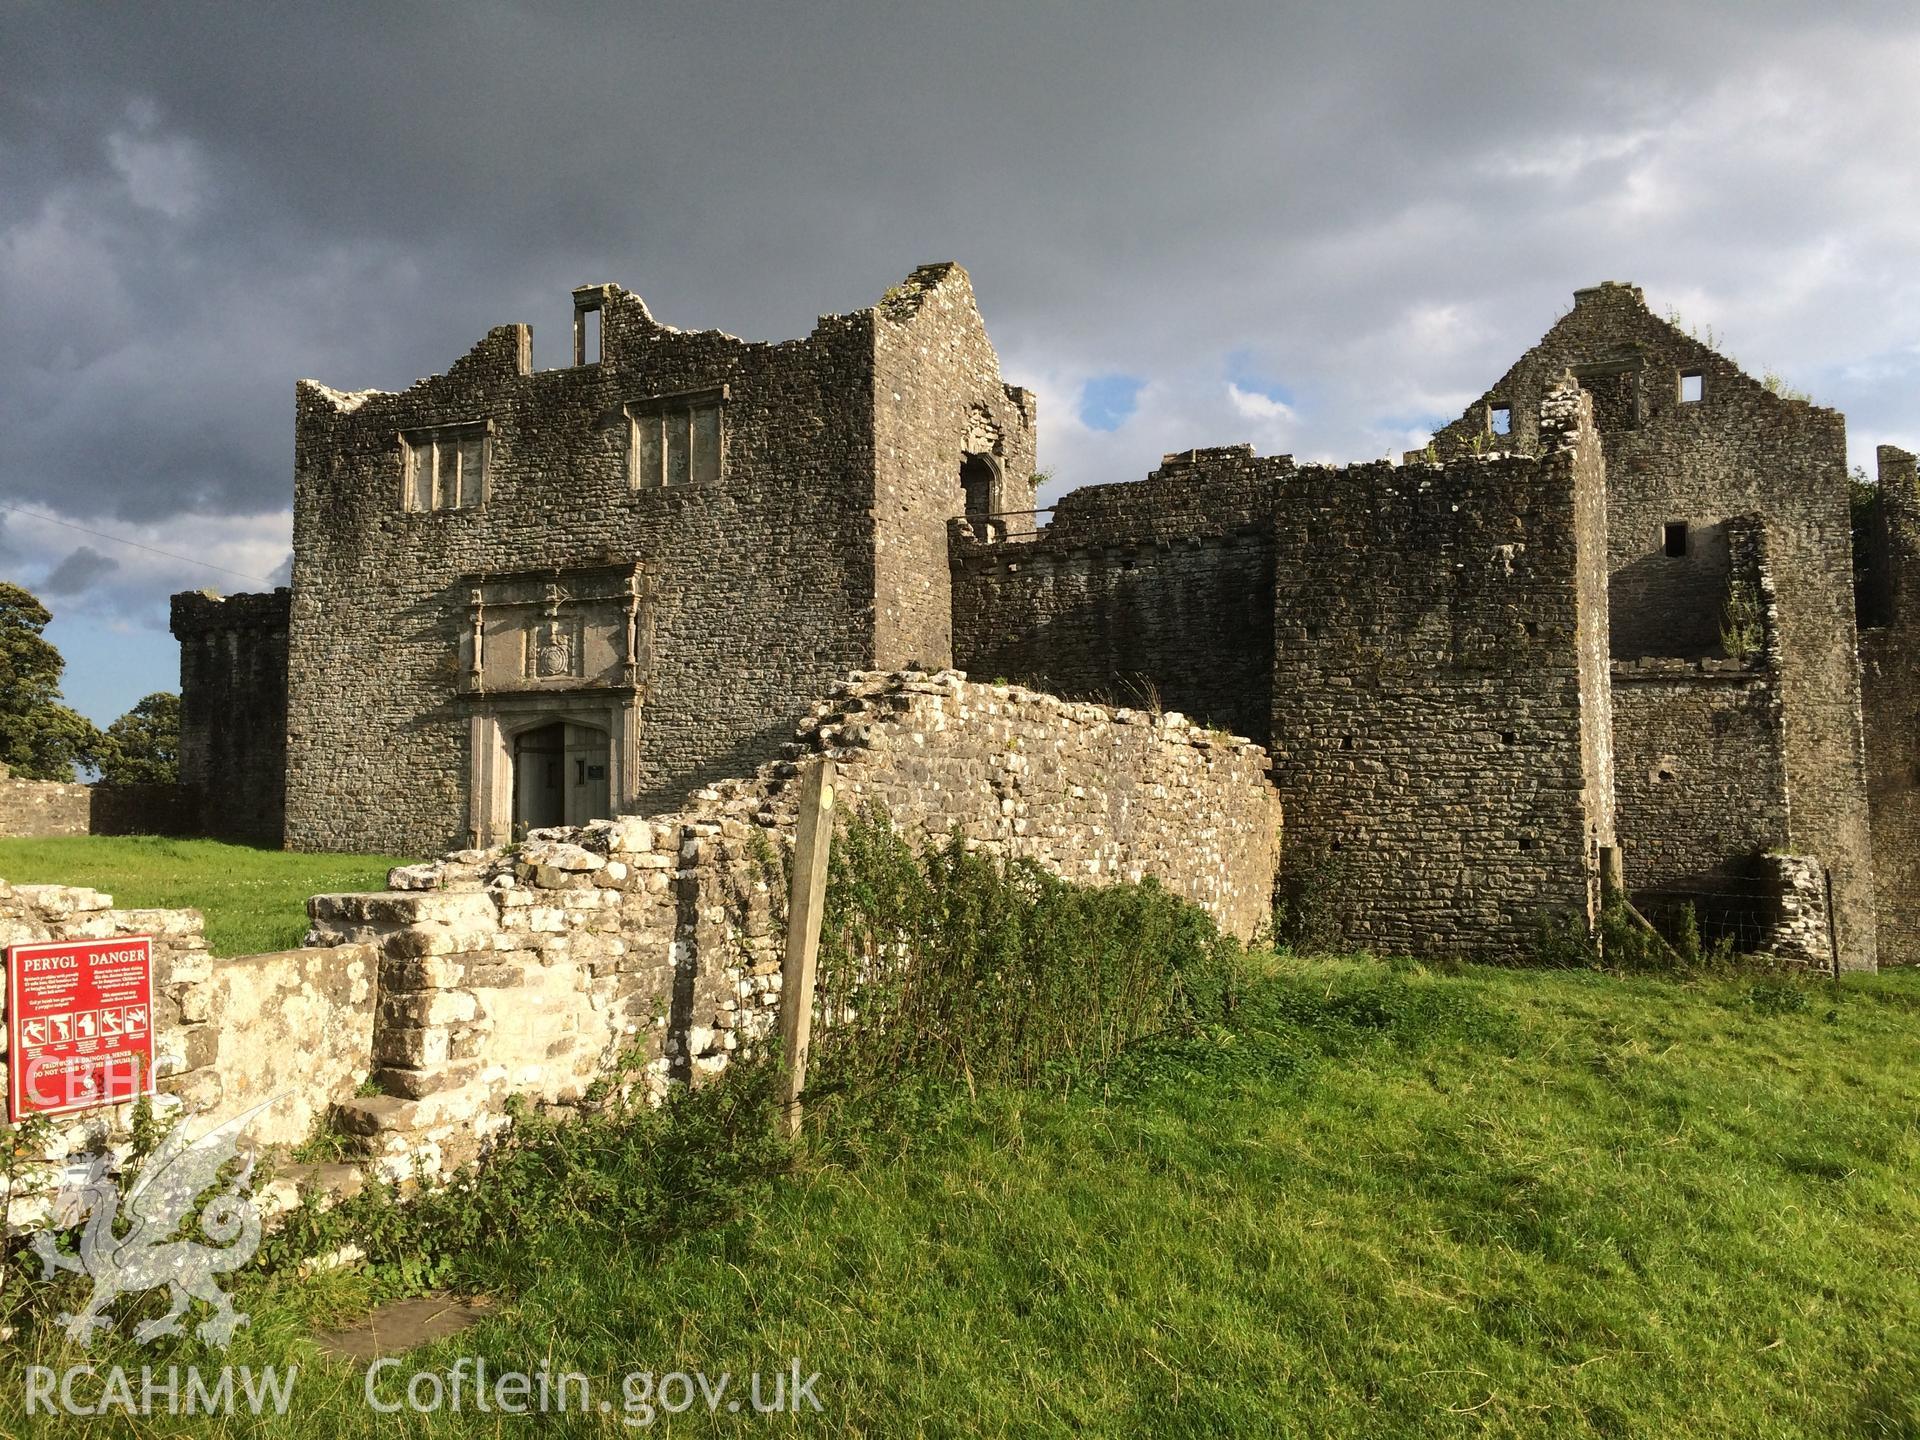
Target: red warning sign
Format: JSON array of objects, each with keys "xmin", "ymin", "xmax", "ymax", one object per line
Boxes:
[{"xmin": 7, "ymin": 936, "xmax": 156, "ymax": 1121}]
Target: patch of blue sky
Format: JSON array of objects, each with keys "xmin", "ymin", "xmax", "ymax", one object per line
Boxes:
[
  {"xmin": 1078, "ymin": 373, "xmax": 1145, "ymax": 432},
  {"xmin": 1224, "ymin": 351, "xmax": 1295, "ymax": 409}
]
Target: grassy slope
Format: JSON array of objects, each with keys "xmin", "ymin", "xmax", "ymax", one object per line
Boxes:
[
  {"xmin": 0, "ymin": 837, "xmax": 408, "ymax": 956},
  {"xmin": 20, "ymin": 957, "xmax": 1918, "ymax": 1438}
]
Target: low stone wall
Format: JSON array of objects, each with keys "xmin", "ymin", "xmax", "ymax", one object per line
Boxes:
[
  {"xmin": 0, "ymin": 765, "xmax": 200, "ymax": 840},
  {"xmin": 302, "ymin": 669, "xmax": 1280, "ymax": 1178},
  {"xmin": 5, "ymin": 669, "xmax": 1279, "ymax": 1193},
  {"xmin": 0, "ymin": 768, "xmax": 91, "ymax": 838},
  {"xmin": 0, "ymin": 878, "xmax": 376, "ymax": 1226}
]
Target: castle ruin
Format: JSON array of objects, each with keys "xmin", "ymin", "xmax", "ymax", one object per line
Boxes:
[{"xmin": 170, "ymin": 266, "xmax": 1920, "ymax": 969}]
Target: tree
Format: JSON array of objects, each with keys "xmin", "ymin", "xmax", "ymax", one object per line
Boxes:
[
  {"xmin": 100, "ymin": 692, "xmax": 181, "ymax": 785},
  {"xmin": 0, "ymin": 582, "xmax": 104, "ymax": 780}
]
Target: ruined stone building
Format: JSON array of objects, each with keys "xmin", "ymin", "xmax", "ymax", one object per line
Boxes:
[
  {"xmin": 173, "ymin": 267, "xmax": 1917, "ymax": 968},
  {"xmin": 952, "ymin": 280, "xmax": 1905, "ymax": 970},
  {"xmin": 174, "ymin": 264, "xmax": 1034, "ymax": 854}
]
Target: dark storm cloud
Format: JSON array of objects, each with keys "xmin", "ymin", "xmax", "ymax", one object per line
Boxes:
[
  {"xmin": 2, "ymin": 0, "xmax": 1918, "ymax": 656},
  {"xmin": 37, "ymin": 545, "xmax": 119, "ymax": 596}
]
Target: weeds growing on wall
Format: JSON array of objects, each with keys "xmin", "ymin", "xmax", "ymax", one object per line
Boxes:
[
  {"xmin": 1, "ymin": 1049, "xmax": 794, "ymax": 1344},
  {"xmin": 1271, "ymin": 841, "xmax": 1350, "ymax": 955},
  {"xmin": 805, "ymin": 807, "xmax": 1247, "ymax": 1114},
  {"xmin": 1721, "ymin": 577, "xmax": 1765, "ymax": 661},
  {"xmin": 5, "ymin": 811, "xmax": 1251, "ymax": 1347}
]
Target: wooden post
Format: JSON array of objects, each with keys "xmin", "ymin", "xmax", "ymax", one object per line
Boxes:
[
  {"xmin": 1600, "ymin": 845, "xmax": 1625, "ymax": 897},
  {"xmin": 777, "ymin": 757, "xmax": 835, "ymax": 1137}
]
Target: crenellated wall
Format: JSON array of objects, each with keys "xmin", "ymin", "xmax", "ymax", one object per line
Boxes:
[{"xmin": 172, "ymin": 588, "xmax": 290, "ymax": 845}]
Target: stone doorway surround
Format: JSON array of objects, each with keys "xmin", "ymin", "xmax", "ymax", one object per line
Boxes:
[
  {"xmin": 469, "ymin": 697, "xmax": 639, "ymax": 848},
  {"xmin": 456, "ymin": 560, "xmax": 654, "ymax": 848}
]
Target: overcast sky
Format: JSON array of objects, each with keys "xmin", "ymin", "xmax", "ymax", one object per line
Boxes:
[{"xmin": 3, "ymin": 0, "xmax": 1917, "ymax": 725}]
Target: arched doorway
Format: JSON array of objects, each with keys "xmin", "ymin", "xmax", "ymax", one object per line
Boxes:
[
  {"xmin": 960, "ymin": 452, "xmax": 997, "ymax": 525},
  {"xmin": 512, "ymin": 720, "xmax": 611, "ymax": 836}
]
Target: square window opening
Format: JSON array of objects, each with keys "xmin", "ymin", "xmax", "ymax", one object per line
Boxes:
[
  {"xmin": 402, "ymin": 425, "xmax": 489, "ymax": 512},
  {"xmin": 1489, "ymin": 404, "xmax": 1512, "ymax": 437},
  {"xmin": 1680, "ymin": 371, "xmax": 1703, "ymax": 403},
  {"xmin": 627, "ymin": 389, "xmax": 726, "ymax": 489},
  {"xmin": 1663, "ymin": 521, "xmax": 1689, "ymax": 558}
]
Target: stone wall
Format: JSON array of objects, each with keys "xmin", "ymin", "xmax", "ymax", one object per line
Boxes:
[
  {"xmin": 0, "ymin": 765, "xmax": 90, "ymax": 838},
  {"xmin": 1860, "ymin": 444, "xmax": 1920, "ymax": 964},
  {"xmin": 0, "ymin": 877, "xmax": 376, "ymax": 1224},
  {"xmin": 1269, "ymin": 381, "xmax": 1615, "ymax": 957},
  {"xmin": 276, "ymin": 265, "xmax": 1029, "ymax": 857},
  {"xmin": 873, "ymin": 264, "xmax": 1037, "ymax": 670},
  {"xmin": 1610, "ymin": 662, "xmax": 1789, "ymax": 890},
  {"xmin": 1429, "ymin": 281, "xmax": 1878, "ymax": 970},
  {"xmin": 301, "ymin": 668, "xmax": 1280, "ymax": 1177},
  {"xmin": 1607, "ymin": 516, "xmax": 1790, "ymax": 893},
  {"xmin": 1752, "ymin": 853, "xmax": 1838, "ymax": 971},
  {"xmin": 0, "ymin": 767, "xmax": 196, "ymax": 841},
  {"xmin": 172, "ymin": 588, "xmax": 290, "ymax": 845},
  {"xmin": 952, "ymin": 448, "xmax": 1288, "ymax": 745}
]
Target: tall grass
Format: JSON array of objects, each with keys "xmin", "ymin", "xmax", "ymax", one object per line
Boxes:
[{"xmin": 807, "ymin": 809, "xmax": 1245, "ymax": 1105}]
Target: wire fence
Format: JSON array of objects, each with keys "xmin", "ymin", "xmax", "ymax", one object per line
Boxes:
[{"xmin": 1634, "ymin": 882, "xmax": 1782, "ymax": 953}]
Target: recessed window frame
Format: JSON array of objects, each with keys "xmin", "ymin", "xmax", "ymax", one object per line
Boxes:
[
  {"xmin": 1663, "ymin": 520, "xmax": 1690, "ymax": 558},
  {"xmin": 1679, "ymin": 370, "xmax": 1704, "ymax": 404},
  {"xmin": 1488, "ymin": 402, "xmax": 1513, "ymax": 437},
  {"xmin": 625, "ymin": 385, "xmax": 728, "ymax": 491},
  {"xmin": 573, "ymin": 285, "xmax": 609, "ymax": 367},
  {"xmin": 401, "ymin": 419, "xmax": 493, "ymax": 513}
]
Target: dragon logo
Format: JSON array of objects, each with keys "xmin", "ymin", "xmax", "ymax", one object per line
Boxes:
[{"xmin": 29, "ymin": 1097, "xmax": 278, "ymax": 1349}]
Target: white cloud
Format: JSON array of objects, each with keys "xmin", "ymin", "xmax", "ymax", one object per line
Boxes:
[
  {"xmin": 106, "ymin": 127, "xmax": 205, "ymax": 219},
  {"xmin": 1227, "ymin": 383, "xmax": 1295, "ymax": 423}
]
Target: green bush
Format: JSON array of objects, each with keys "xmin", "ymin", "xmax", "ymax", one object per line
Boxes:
[
  {"xmin": 1272, "ymin": 841, "xmax": 1349, "ymax": 954},
  {"xmin": 806, "ymin": 808, "xmax": 1246, "ymax": 1114}
]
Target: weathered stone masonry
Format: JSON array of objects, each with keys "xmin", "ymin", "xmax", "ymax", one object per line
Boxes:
[
  {"xmin": 1607, "ymin": 519, "xmax": 1790, "ymax": 897},
  {"xmin": 303, "ymin": 670, "xmax": 1275, "ymax": 1177},
  {"xmin": 1, "ymin": 670, "xmax": 1278, "ymax": 1200},
  {"xmin": 1429, "ymin": 283, "xmax": 1877, "ymax": 969},
  {"xmin": 0, "ymin": 877, "xmax": 376, "ymax": 1224},
  {"xmin": 1267, "ymin": 382, "xmax": 1616, "ymax": 957},
  {"xmin": 953, "ymin": 449, "xmax": 1280, "ymax": 745},
  {"xmin": 280, "ymin": 264, "xmax": 1032, "ymax": 856},
  {"xmin": 171, "ymin": 588, "xmax": 290, "ymax": 845},
  {"xmin": 956, "ymin": 383, "xmax": 1617, "ymax": 957},
  {"xmin": 954, "ymin": 280, "xmax": 1887, "ymax": 965},
  {"xmin": 0, "ymin": 762, "xmax": 197, "ymax": 842},
  {"xmin": 0, "ymin": 764, "xmax": 89, "ymax": 839},
  {"xmin": 1859, "ymin": 445, "xmax": 1920, "ymax": 964},
  {"xmin": 173, "ymin": 266, "xmax": 1908, "ymax": 966}
]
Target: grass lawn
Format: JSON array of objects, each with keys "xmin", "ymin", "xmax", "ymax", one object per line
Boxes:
[
  {"xmin": 13, "ymin": 955, "xmax": 1920, "ymax": 1436},
  {"xmin": 0, "ymin": 836, "xmax": 410, "ymax": 956}
]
